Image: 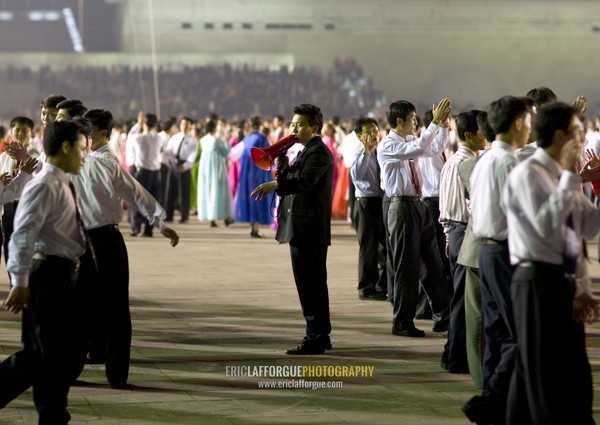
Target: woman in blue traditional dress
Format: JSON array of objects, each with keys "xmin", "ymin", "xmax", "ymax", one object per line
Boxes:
[{"xmin": 234, "ymin": 116, "xmax": 274, "ymax": 237}]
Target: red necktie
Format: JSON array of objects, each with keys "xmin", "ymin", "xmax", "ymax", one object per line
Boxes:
[{"xmin": 408, "ymin": 159, "xmax": 422, "ymax": 197}]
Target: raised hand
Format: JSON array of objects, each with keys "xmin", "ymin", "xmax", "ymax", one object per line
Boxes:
[
  {"xmin": 4, "ymin": 141, "xmax": 30, "ymax": 162},
  {"xmin": 0, "ymin": 172, "xmax": 12, "ymax": 185},
  {"xmin": 573, "ymin": 95, "xmax": 588, "ymax": 118},
  {"xmin": 20, "ymin": 157, "xmax": 38, "ymax": 175},
  {"xmin": 431, "ymin": 98, "xmax": 452, "ymax": 127}
]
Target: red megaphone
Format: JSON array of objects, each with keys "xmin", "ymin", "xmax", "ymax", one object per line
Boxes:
[{"xmin": 251, "ymin": 134, "xmax": 297, "ymax": 170}]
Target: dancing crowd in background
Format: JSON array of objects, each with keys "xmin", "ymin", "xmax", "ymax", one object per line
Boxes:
[{"xmin": 1, "ymin": 86, "xmax": 600, "ymax": 424}]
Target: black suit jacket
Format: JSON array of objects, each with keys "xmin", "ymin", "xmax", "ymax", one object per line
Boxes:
[{"xmin": 275, "ymin": 136, "xmax": 334, "ymax": 246}]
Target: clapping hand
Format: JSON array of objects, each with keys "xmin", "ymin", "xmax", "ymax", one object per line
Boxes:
[
  {"xmin": 431, "ymin": 98, "xmax": 452, "ymax": 128},
  {"xmin": 579, "ymin": 149, "xmax": 600, "ymax": 182},
  {"xmin": 19, "ymin": 157, "xmax": 38, "ymax": 175},
  {"xmin": 4, "ymin": 141, "xmax": 30, "ymax": 162},
  {"xmin": 0, "ymin": 172, "xmax": 12, "ymax": 185},
  {"xmin": 573, "ymin": 95, "xmax": 588, "ymax": 118}
]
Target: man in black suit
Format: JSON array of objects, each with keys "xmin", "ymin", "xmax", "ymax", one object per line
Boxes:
[{"xmin": 252, "ymin": 103, "xmax": 334, "ymax": 355}]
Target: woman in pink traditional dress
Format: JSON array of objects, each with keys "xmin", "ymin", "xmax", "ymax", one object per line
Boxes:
[
  {"xmin": 324, "ymin": 123, "xmax": 348, "ymax": 220},
  {"xmin": 227, "ymin": 119, "xmax": 248, "ymax": 200}
]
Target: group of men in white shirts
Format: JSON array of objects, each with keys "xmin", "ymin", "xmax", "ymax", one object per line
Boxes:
[{"xmin": 349, "ymin": 87, "xmax": 600, "ymax": 424}]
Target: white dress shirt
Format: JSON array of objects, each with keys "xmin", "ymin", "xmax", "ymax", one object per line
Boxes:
[
  {"xmin": 418, "ymin": 152, "xmax": 446, "ymax": 198},
  {"xmin": 343, "ymin": 131, "xmax": 364, "ymax": 168},
  {"xmin": 470, "ymin": 140, "xmax": 518, "ymax": 240},
  {"xmin": 7, "ymin": 163, "xmax": 85, "ymax": 288},
  {"xmin": 70, "ymin": 155, "xmax": 167, "ymax": 231},
  {"xmin": 504, "ymin": 148, "xmax": 600, "ymax": 295},
  {"xmin": 163, "ymin": 132, "xmax": 198, "ymax": 171},
  {"xmin": 438, "ymin": 145, "xmax": 477, "ymax": 235},
  {"xmin": 377, "ymin": 123, "xmax": 448, "ymax": 197},
  {"xmin": 128, "ymin": 131, "xmax": 162, "ymax": 171}
]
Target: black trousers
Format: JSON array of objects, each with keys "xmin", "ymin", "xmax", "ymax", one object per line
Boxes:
[
  {"xmin": 444, "ymin": 223, "xmax": 468, "ymax": 371},
  {"xmin": 382, "ymin": 195, "xmax": 394, "ymax": 301},
  {"xmin": 353, "ymin": 196, "xmax": 386, "ymax": 295},
  {"xmin": 166, "ymin": 166, "xmax": 191, "ymax": 222},
  {"xmin": 387, "ymin": 197, "xmax": 450, "ymax": 331},
  {"xmin": 507, "ymin": 263, "xmax": 594, "ymax": 425},
  {"xmin": 422, "ymin": 197, "xmax": 450, "ymax": 278},
  {"xmin": 158, "ymin": 163, "xmax": 170, "ymax": 207},
  {"xmin": 133, "ymin": 168, "xmax": 161, "ymax": 235},
  {"xmin": 289, "ymin": 244, "xmax": 331, "ymax": 340},
  {"xmin": 74, "ymin": 225, "xmax": 131, "ymax": 386},
  {"xmin": 0, "ymin": 256, "xmax": 78, "ymax": 425},
  {"xmin": 478, "ymin": 243, "xmax": 516, "ymax": 416}
]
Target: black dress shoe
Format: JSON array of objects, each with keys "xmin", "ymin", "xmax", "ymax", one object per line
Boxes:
[
  {"xmin": 210, "ymin": 221, "xmax": 218, "ymax": 228},
  {"xmin": 109, "ymin": 381, "xmax": 131, "ymax": 390},
  {"xmin": 462, "ymin": 395, "xmax": 495, "ymax": 425},
  {"xmin": 359, "ymin": 292, "xmax": 388, "ymax": 301},
  {"xmin": 224, "ymin": 218, "xmax": 233, "ymax": 227},
  {"xmin": 250, "ymin": 231, "xmax": 264, "ymax": 238},
  {"xmin": 392, "ymin": 327, "xmax": 426, "ymax": 337},
  {"xmin": 286, "ymin": 343, "xmax": 325, "ymax": 355},
  {"xmin": 432, "ymin": 318, "xmax": 449, "ymax": 332}
]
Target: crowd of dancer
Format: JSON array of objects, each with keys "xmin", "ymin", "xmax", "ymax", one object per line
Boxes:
[{"xmin": 0, "ymin": 84, "xmax": 600, "ymax": 424}]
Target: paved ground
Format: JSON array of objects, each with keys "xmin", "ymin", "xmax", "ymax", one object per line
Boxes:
[{"xmin": 0, "ymin": 216, "xmax": 599, "ymax": 424}]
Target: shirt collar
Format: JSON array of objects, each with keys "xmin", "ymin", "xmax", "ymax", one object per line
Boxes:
[
  {"xmin": 43, "ymin": 162, "xmax": 70, "ymax": 184},
  {"xmin": 532, "ymin": 148, "xmax": 562, "ymax": 180},
  {"xmin": 491, "ymin": 140, "xmax": 516, "ymax": 154},
  {"xmin": 457, "ymin": 145, "xmax": 478, "ymax": 157}
]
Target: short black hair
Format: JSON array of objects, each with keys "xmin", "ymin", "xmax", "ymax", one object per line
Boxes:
[
  {"xmin": 145, "ymin": 113, "xmax": 158, "ymax": 129},
  {"xmin": 179, "ymin": 117, "xmax": 194, "ymax": 126},
  {"xmin": 354, "ymin": 117, "xmax": 378, "ymax": 133},
  {"xmin": 422, "ymin": 109, "xmax": 434, "ymax": 128},
  {"xmin": 73, "ymin": 116, "xmax": 92, "ymax": 137},
  {"xmin": 487, "ymin": 96, "xmax": 529, "ymax": 135},
  {"xmin": 476, "ymin": 111, "xmax": 495, "ymax": 142},
  {"xmin": 525, "ymin": 87, "xmax": 557, "ymax": 108},
  {"xmin": 534, "ymin": 102, "xmax": 575, "ymax": 148},
  {"xmin": 43, "ymin": 120, "xmax": 85, "ymax": 156},
  {"xmin": 248, "ymin": 116, "xmax": 261, "ymax": 130},
  {"xmin": 40, "ymin": 94, "xmax": 67, "ymax": 109},
  {"xmin": 83, "ymin": 109, "xmax": 114, "ymax": 137},
  {"xmin": 56, "ymin": 99, "xmax": 87, "ymax": 118},
  {"xmin": 160, "ymin": 116, "xmax": 176, "ymax": 132},
  {"xmin": 9, "ymin": 116, "xmax": 34, "ymax": 130},
  {"xmin": 386, "ymin": 100, "xmax": 416, "ymax": 128},
  {"xmin": 293, "ymin": 104, "xmax": 323, "ymax": 133},
  {"xmin": 205, "ymin": 119, "xmax": 217, "ymax": 134},
  {"xmin": 455, "ymin": 110, "xmax": 481, "ymax": 142}
]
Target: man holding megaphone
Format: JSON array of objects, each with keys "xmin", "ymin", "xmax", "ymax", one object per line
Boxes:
[{"xmin": 251, "ymin": 103, "xmax": 334, "ymax": 355}]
